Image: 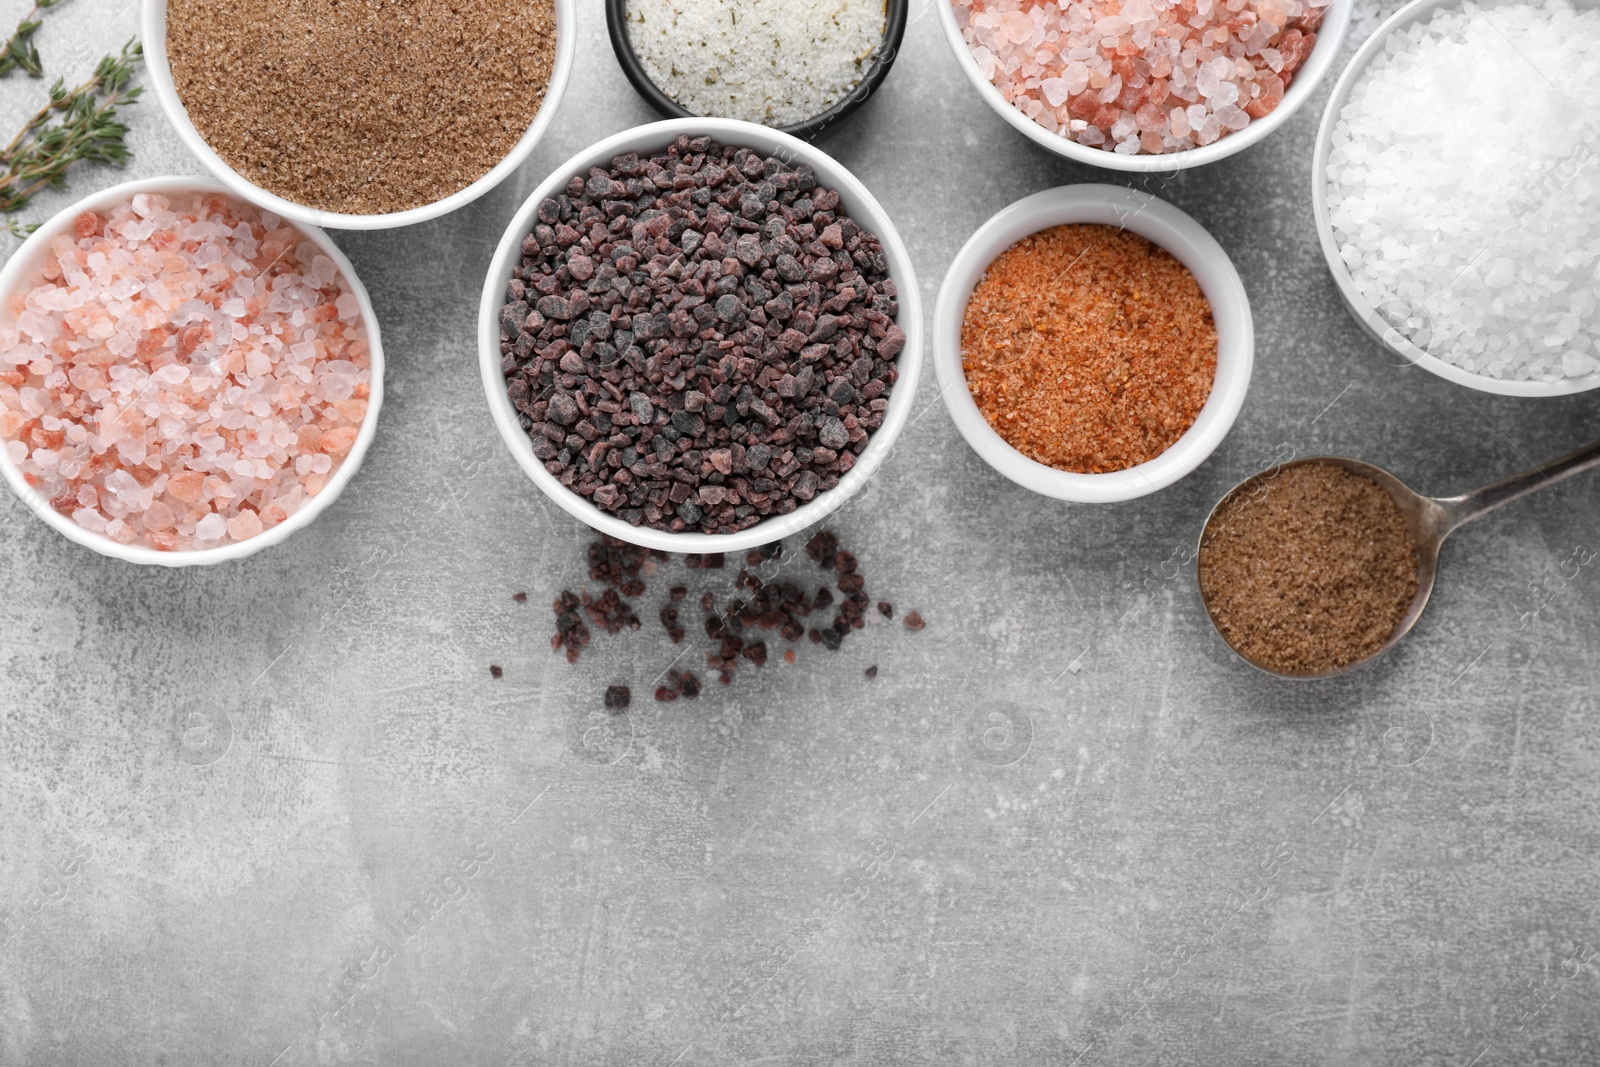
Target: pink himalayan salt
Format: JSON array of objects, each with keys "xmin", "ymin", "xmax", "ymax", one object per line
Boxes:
[
  {"xmin": 955, "ymin": 0, "xmax": 1326, "ymax": 155},
  {"xmin": 0, "ymin": 191, "xmax": 370, "ymax": 550}
]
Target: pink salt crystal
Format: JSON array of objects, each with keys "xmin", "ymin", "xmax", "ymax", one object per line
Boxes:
[
  {"xmin": 143, "ymin": 499, "xmax": 176, "ymax": 530},
  {"xmin": 955, "ymin": 0, "xmax": 1317, "ymax": 154},
  {"xmin": 226, "ymin": 509, "xmax": 262, "ymax": 541},
  {"xmin": 1041, "ymin": 77, "xmax": 1073, "ymax": 107},
  {"xmin": 1136, "ymin": 103, "xmax": 1168, "ymax": 133},
  {"xmin": 165, "ymin": 469, "xmax": 203, "ymax": 503},
  {"xmin": 1244, "ymin": 70, "xmax": 1285, "ymax": 118},
  {"xmin": 0, "ymin": 191, "xmax": 369, "ymax": 551},
  {"xmin": 1000, "ymin": 10, "xmax": 1033, "ymax": 44}
]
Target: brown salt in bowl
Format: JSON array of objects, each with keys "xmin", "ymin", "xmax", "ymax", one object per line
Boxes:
[{"xmin": 141, "ymin": 0, "xmax": 577, "ymax": 230}]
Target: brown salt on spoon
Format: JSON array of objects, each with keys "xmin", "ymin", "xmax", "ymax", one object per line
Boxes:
[{"xmin": 1198, "ymin": 439, "xmax": 1600, "ymax": 679}]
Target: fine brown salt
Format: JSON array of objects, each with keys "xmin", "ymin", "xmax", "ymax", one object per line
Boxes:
[
  {"xmin": 165, "ymin": 0, "xmax": 557, "ymax": 215},
  {"xmin": 1198, "ymin": 461, "xmax": 1419, "ymax": 675}
]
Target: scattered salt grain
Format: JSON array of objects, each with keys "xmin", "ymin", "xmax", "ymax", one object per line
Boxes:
[
  {"xmin": 626, "ymin": 0, "xmax": 887, "ymax": 128},
  {"xmin": 1326, "ymin": 1, "xmax": 1600, "ymax": 383},
  {"xmin": 0, "ymin": 193, "xmax": 371, "ymax": 550},
  {"xmin": 953, "ymin": 0, "xmax": 1327, "ymax": 154}
]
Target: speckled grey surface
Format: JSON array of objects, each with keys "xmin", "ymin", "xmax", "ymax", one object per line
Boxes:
[{"xmin": 3, "ymin": 2, "xmax": 1599, "ymax": 1065}]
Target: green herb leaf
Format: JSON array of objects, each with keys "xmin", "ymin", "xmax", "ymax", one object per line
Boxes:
[
  {"xmin": 0, "ymin": 0, "xmax": 66, "ymax": 79},
  {"xmin": 0, "ymin": 38, "xmax": 141, "ymax": 221}
]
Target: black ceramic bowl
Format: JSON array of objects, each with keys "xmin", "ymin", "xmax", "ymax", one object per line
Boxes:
[{"xmin": 605, "ymin": 0, "xmax": 908, "ymax": 142}]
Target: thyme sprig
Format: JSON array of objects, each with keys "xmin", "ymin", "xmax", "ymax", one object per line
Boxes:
[
  {"xmin": 0, "ymin": 38, "xmax": 141, "ymax": 236},
  {"xmin": 0, "ymin": 0, "xmax": 66, "ymax": 79}
]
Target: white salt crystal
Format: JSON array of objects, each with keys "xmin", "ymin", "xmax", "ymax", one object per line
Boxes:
[
  {"xmin": 16, "ymin": 311, "xmax": 58, "ymax": 344},
  {"xmin": 104, "ymin": 468, "xmax": 140, "ymax": 499},
  {"xmin": 195, "ymin": 513, "xmax": 227, "ymax": 540},
  {"xmin": 1563, "ymin": 352, "xmax": 1598, "ymax": 376}
]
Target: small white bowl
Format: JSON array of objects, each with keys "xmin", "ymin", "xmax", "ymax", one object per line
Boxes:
[
  {"xmin": 933, "ymin": 184, "xmax": 1252, "ymax": 503},
  {"xmin": 0, "ymin": 177, "xmax": 385, "ymax": 566},
  {"xmin": 936, "ymin": 0, "xmax": 1352, "ymax": 172},
  {"xmin": 1311, "ymin": 0, "xmax": 1600, "ymax": 397},
  {"xmin": 141, "ymin": 0, "xmax": 576, "ymax": 230},
  {"xmin": 478, "ymin": 117, "xmax": 924, "ymax": 553}
]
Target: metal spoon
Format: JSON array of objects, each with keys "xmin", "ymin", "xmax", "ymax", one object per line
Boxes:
[{"xmin": 1198, "ymin": 438, "xmax": 1600, "ymax": 679}]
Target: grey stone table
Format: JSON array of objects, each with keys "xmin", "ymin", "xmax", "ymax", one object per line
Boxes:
[{"xmin": 3, "ymin": 3, "xmax": 1598, "ymax": 1065}]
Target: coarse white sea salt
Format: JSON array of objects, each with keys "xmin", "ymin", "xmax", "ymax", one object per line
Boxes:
[
  {"xmin": 626, "ymin": 0, "xmax": 886, "ymax": 128},
  {"xmin": 1326, "ymin": 0, "xmax": 1600, "ymax": 383}
]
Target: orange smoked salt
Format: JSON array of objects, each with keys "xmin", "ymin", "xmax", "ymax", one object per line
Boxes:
[{"xmin": 960, "ymin": 223, "xmax": 1216, "ymax": 474}]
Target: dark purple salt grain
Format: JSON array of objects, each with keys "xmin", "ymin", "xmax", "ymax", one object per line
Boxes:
[
  {"xmin": 498, "ymin": 135, "xmax": 906, "ymax": 535},
  {"xmin": 547, "ymin": 531, "xmax": 923, "ymax": 698}
]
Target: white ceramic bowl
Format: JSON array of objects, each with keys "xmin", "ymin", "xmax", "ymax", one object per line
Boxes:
[
  {"xmin": 1311, "ymin": 0, "xmax": 1600, "ymax": 397},
  {"xmin": 479, "ymin": 117, "xmax": 923, "ymax": 552},
  {"xmin": 936, "ymin": 0, "xmax": 1352, "ymax": 172},
  {"xmin": 0, "ymin": 177, "xmax": 384, "ymax": 566},
  {"xmin": 933, "ymin": 184, "xmax": 1252, "ymax": 502},
  {"xmin": 141, "ymin": 0, "xmax": 576, "ymax": 230}
]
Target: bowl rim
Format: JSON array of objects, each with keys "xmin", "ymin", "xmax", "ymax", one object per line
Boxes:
[
  {"xmin": 604, "ymin": 0, "xmax": 910, "ymax": 143},
  {"xmin": 139, "ymin": 0, "xmax": 577, "ymax": 231},
  {"xmin": 477, "ymin": 116, "xmax": 924, "ymax": 552},
  {"xmin": 1310, "ymin": 0, "xmax": 1600, "ymax": 397},
  {"xmin": 932, "ymin": 183, "xmax": 1253, "ymax": 503},
  {"xmin": 934, "ymin": 0, "xmax": 1353, "ymax": 172},
  {"xmin": 0, "ymin": 176, "xmax": 385, "ymax": 566}
]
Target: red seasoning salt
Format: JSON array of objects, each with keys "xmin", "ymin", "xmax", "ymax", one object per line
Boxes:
[{"xmin": 961, "ymin": 223, "xmax": 1216, "ymax": 474}]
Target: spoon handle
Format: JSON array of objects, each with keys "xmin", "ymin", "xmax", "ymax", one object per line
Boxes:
[{"xmin": 1438, "ymin": 437, "xmax": 1600, "ymax": 532}]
